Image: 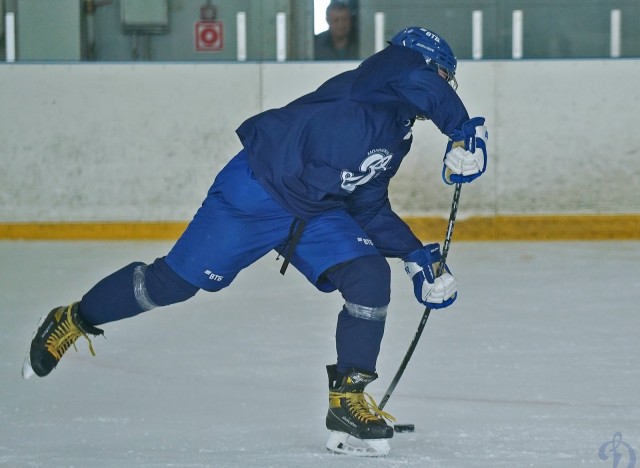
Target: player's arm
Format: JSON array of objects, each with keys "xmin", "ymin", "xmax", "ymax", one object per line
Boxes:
[
  {"xmin": 423, "ymin": 76, "xmax": 489, "ymax": 185},
  {"xmin": 348, "ymin": 177, "xmax": 458, "ymax": 309},
  {"xmin": 399, "ymin": 68, "xmax": 489, "ymax": 185},
  {"xmin": 346, "ymin": 174, "xmax": 423, "ymax": 258}
]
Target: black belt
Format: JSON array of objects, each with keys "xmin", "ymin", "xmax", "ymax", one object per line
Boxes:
[{"xmin": 278, "ymin": 218, "xmax": 306, "ymax": 275}]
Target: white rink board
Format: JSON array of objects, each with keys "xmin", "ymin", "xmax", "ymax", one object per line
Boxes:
[
  {"xmin": 0, "ymin": 60, "xmax": 639, "ymax": 222},
  {"xmin": 493, "ymin": 60, "xmax": 640, "ymax": 214},
  {"xmin": 0, "ymin": 64, "xmax": 257, "ymax": 222}
]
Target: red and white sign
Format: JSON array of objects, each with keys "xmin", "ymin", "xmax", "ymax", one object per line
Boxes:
[{"xmin": 195, "ymin": 21, "xmax": 224, "ymax": 52}]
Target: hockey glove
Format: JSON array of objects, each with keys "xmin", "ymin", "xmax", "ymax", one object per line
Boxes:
[
  {"xmin": 404, "ymin": 243, "xmax": 457, "ymax": 309},
  {"xmin": 443, "ymin": 117, "xmax": 488, "ymax": 185}
]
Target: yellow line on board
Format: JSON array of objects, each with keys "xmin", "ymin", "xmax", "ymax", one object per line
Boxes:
[
  {"xmin": 0, "ymin": 222, "xmax": 188, "ymax": 240},
  {"xmin": 404, "ymin": 214, "xmax": 640, "ymax": 241},
  {"xmin": 0, "ymin": 215, "xmax": 639, "ymax": 241}
]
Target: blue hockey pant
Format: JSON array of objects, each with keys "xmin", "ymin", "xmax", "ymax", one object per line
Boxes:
[{"xmin": 79, "ymin": 150, "xmax": 391, "ymax": 373}]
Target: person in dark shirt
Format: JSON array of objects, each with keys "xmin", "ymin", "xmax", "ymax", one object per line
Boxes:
[
  {"xmin": 314, "ymin": 1, "xmax": 359, "ymax": 60},
  {"xmin": 22, "ymin": 27, "xmax": 488, "ymax": 457}
]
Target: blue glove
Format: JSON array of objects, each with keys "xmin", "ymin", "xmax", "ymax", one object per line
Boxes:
[
  {"xmin": 403, "ymin": 243, "xmax": 458, "ymax": 309},
  {"xmin": 442, "ymin": 117, "xmax": 488, "ymax": 185}
]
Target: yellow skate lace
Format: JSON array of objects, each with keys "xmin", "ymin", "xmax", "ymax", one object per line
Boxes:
[
  {"xmin": 330, "ymin": 391, "xmax": 396, "ymax": 423},
  {"xmin": 45, "ymin": 305, "xmax": 96, "ymax": 360}
]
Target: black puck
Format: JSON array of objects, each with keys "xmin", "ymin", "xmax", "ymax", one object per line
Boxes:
[{"xmin": 393, "ymin": 424, "xmax": 415, "ymax": 433}]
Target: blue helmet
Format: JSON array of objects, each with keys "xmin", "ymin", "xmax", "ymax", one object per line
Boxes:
[{"xmin": 389, "ymin": 27, "xmax": 458, "ymax": 89}]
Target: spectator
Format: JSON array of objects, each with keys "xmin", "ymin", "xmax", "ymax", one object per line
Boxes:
[{"xmin": 314, "ymin": 1, "xmax": 358, "ymax": 60}]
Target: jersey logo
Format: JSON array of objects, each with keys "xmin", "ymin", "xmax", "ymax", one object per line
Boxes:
[
  {"xmin": 204, "ymin": 269, "xmax": 223, "ymax": 281},
  {"xmin": 340, "ymin": 149, "xmax": 393, "ymax": 193}
]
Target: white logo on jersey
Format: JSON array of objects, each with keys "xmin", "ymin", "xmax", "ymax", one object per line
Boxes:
[
  {"xmin": 357, "ymin": 237, "xmax": 374, "ymax": 246},
  {"xmin": 204, "ymin": 269, "xmax": 223, "ymax": 281},
  {"xmin": 340, "ymin": 149, "xmax": 393, "ymax": 193}
]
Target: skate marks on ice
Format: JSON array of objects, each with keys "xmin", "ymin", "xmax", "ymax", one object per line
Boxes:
[{"xmin": 1, "ymin": 241, "xmax": 640, "ymax": 467}]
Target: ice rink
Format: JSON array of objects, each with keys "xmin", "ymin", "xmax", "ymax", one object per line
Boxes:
[{"xmin": 1, "ymin": 240, "xmax": 639, "ymax": 467}]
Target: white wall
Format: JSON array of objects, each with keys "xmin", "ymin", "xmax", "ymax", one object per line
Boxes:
[{"xmin": 1, "ymin": 60, "xmax": 639, "ymax": 222}]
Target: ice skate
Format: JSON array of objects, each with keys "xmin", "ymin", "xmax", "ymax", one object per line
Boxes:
[
  {"xmin": 325, "ymin": 365, "xmax": 395, "ymax": 457},
  {"xmin": 22, "ymin": 302, "xmax": 104, "ymax": 379}
]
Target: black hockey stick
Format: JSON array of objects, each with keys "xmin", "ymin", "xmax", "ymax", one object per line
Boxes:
[{"xmin": 380, "ymin": 182, "xmax": 462, "ymax": 411}]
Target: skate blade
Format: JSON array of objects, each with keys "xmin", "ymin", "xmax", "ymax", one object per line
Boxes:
[
  {"xmin": 21, "ymin": 352, "xmax": 35, "ymax": 380},
  {"xmin": 21, "ymin": 315, "xmax": 43, "ymax": 380},
  {"xmin": 326, "ymin": 431, "xmax": 390, "ymax": 457}
]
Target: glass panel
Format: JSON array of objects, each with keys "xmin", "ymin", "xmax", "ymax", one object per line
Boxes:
[{"xmin": 2, "ymin": 0, "xmax": 639, "ymax": 62}]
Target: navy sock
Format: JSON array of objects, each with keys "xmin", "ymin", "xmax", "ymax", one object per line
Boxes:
[
  {"xmin": 79, "ymin": 258, "xmax": 198, "ymax": 326},
  {"xmin": 325, "ymin": 255, "xmax": 390, "ymax": 375},
  {"xmin": 335, "ymin": 307, "xmax": 385, "ymax": 374},
  {"xmin": 79, "ymin": 262, "xmax": 147, "ymax": 326}
]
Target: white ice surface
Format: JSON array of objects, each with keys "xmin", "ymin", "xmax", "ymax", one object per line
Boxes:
[{"xmin": 1, "ymin": 241, "xmax": 639, "ymax": 467}]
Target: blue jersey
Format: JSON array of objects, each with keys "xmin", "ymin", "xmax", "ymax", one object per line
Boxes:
[{"xmin": 236, "ymin": 45, "xmax": 469, "ymax": 258}]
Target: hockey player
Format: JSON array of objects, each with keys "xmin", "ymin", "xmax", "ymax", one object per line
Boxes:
[{"xmin": 22, "ymin": 26, "xmax": 488, "ymax": 457}]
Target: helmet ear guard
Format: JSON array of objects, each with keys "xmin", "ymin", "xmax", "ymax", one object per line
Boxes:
[{"xmin": 389, "ymin": 26, "xmax": 458, "ymax": 89}]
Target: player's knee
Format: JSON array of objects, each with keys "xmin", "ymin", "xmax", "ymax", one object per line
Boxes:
[
  {"xmin": 326, "ymin": 255, "xmax": 391, "ymax": 320},
  {"xmin": 135, "ymin": 257, "xmax": 199, "ymax": 309}
]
